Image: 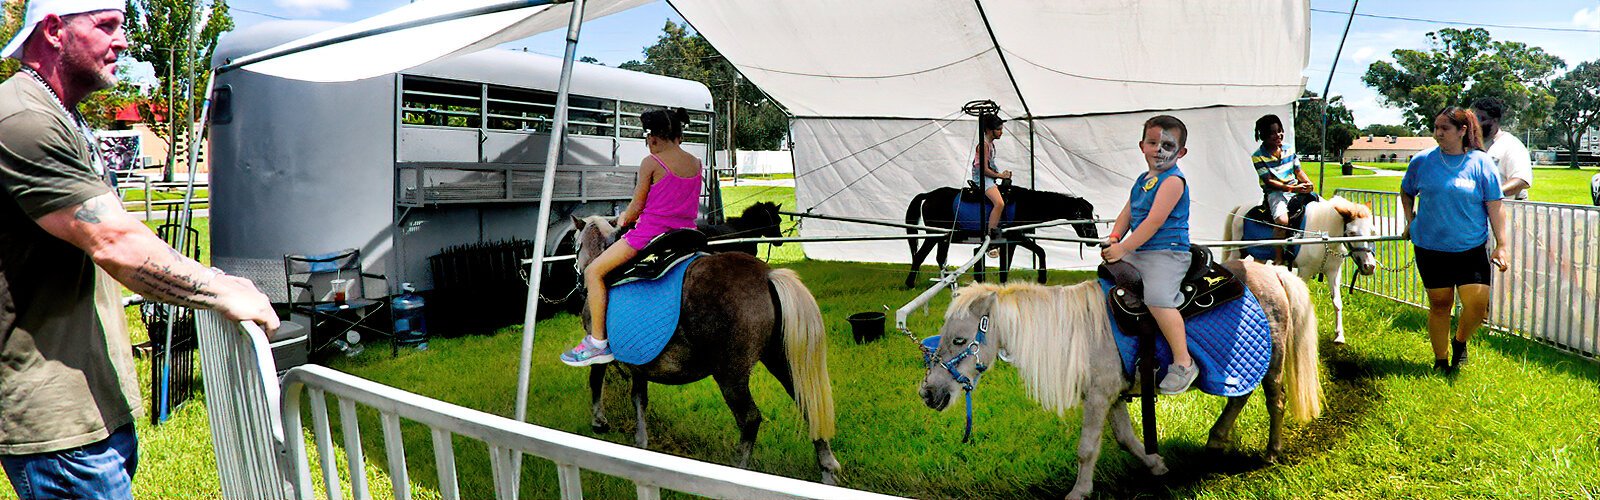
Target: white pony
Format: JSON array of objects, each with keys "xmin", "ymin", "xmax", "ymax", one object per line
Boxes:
[
  {"xmin": 919, "ymin": 259, "xmax": 1322, "ymax": 500},
  {"xmin": 1225, "ymin": 195, "xmax": 1377, "ymax": 343}
]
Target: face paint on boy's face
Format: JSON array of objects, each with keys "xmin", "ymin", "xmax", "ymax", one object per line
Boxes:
[{"xmin": 1154, "ymin": 129, "xmax": 1180, "ymax": 170}]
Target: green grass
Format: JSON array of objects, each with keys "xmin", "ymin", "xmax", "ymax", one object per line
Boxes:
[
  {"xmin": 7, "ymin": 189, "xmax": 1598, "ymax": 499},
  {"xmin": 1318, "ymin": 165, "xmax": 1599, "ymax": 206}
]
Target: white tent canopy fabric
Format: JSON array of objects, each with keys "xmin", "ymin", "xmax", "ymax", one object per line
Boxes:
[
  {"xmin": 670, "ymin": 1, "xmax": 1309, "ymax": 119},
  {"xmin": 228, "ymin": 0, "xmax": 651, "ymax": 82},
  {"xmin": 672, "ymin": 0, "xmax": 1311, "ymax": 268}
]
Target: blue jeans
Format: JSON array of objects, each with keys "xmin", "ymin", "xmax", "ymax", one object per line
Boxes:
[{"xmin": 1, "ymin": 424, "xmax": 138, "ymax": 500}]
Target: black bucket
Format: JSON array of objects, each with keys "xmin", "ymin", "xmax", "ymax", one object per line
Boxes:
[{"xmin": 848, "ymin": 312, "xmax": 886, "ymax": 344}]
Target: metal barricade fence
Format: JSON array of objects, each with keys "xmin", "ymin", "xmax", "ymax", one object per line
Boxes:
[
  {"xmin": 1335, "ymin": 189, "xmax": 1599, "ymax": 359},
  {"xmin": 196, "ymin": 311, "xmax": 906, "ymax": 499},
  {"xmin": 195, "ymin": 311, "xmax": 295, "ymax": 499}
]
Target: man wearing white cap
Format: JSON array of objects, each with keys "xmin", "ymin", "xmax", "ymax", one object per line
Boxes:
[{"xmin": 0, "ymin": 2, "xmax": 278, "ymax": 498}]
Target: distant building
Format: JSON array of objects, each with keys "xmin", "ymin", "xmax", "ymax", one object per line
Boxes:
[
  {"xmin": 1582, "ymin": 127, "xmax": 1600, "ymax": 154},
  {"xmin": 1344, "ymin": 135, "xmax": 1438, "ymax": 163}
]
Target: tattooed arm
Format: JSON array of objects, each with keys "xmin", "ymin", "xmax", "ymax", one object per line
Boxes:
[{"xmin": 35, "ymin": 192, "xmax": 280, "ymax": 333}]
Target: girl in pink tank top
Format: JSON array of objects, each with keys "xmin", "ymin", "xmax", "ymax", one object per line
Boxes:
[{"xmin": 562, "ymin": 108, "xmax": 703, "ymax": 366}]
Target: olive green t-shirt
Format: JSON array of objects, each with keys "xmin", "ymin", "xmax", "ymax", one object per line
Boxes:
[{"xmin": 0, "ymin": 73, "xmax": 140, "ymax": 455}]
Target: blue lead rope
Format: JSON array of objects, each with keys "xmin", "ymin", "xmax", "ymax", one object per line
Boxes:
[{"xmin": 963, "ymin": 389, "xmax": 976, "ymax": 443}]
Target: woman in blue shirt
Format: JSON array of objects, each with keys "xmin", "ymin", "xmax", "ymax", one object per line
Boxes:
[{"xmin": 1400, "ymin": 107, "xmax": 1509, "ymax": 374}]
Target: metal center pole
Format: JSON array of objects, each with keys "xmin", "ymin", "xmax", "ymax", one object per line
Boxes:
[
  {"xmin": 1317, "ymin": 0, "xmax": 1360, "ymax": 196},
  {"xmin": 513, "ymin": 0, "xmax": 586, "ymax": 495}
]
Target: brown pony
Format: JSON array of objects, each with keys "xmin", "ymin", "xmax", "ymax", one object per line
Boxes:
[{"xmin": 572, "ymin": 216, "xmax": 841, "ymax": 484}]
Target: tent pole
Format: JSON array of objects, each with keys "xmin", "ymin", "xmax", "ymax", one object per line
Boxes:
[
  {"xmin": 1027, "ymin": 117, "xmax": 1035, "ymax": 190},
  {"xmin": 162, "ymin": 1, "xmax": 209, "ymax": 424},
  {"xmin": 971, "ymin": 0, "xmax": 1033, "ymax": 121},
  {"xmin": 1317, "ymin": 0, "xmax": 1359, "ymax": 196},
  {"xmin": 514, "ymin": 0, "xmax": 586, "ymax": 493}
]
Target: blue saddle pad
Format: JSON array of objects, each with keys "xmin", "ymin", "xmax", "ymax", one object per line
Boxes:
[
  {"xmin": 1240, "ymin": 215, "xmax": 1305, "ymax": 262},
  {"xmin": 1099, "ymin": 279, "xmax": 1273, "ymax": 397},
  {"xmin": 606, "ymin": 255, "xmax": 699, "ymax": 365},
  {"xmin": 952, "ymin": 197, "xmax": 1017, "ymax": 232}
]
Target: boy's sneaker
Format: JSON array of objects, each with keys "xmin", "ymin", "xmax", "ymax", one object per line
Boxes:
[
  {"xmin": 560, "ymin": 336, "xmax": 613, "ymax": 366},
  {"xmin": 1157, "ymin": 362, "xmax": 1199, "ymax": 395}
]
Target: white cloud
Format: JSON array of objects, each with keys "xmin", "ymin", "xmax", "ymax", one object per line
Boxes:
[
  {"xmin": 1351, "ymin": 46, "xmax": 1377, "ymax": 63},
  {"xmin": 274, "ymin": 0, "xmax": 352, "ymax": 16},
  {"xmin": 1575, "ymin": 5, "xmax": 1600, "ymax": 30}
]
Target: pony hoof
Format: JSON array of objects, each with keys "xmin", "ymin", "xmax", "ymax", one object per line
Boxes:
[
  {"xmin": 1066, "ymin": 489, "xmax": 1090, "ymax": 500},
  {"xmin": 1264, "ymin": 451, "xmax": 1285, "ymax": 464},
  {"xmin": 1333, "ymin": 333, "xmax": 1346, "ymax": 344},
  {"xmin": 820, "ymin": 470, "xmax": 838, "ymax": 486},
  {"xmin": 591, "ymin": 421, "xmax": 609, "ymax": 433},
  {"xmin": 1150, "ymin": 456, "xmax": 1169, "ymax": 476}
]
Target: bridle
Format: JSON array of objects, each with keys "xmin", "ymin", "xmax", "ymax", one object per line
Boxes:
[{"xmin": 928, "ymin": 314, "xmax": 991, "ymax": 443}]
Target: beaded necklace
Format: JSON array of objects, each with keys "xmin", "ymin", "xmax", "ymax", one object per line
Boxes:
[{"xmin": 21, "ymin": 67, "xmax": 108, "ymax": 180}]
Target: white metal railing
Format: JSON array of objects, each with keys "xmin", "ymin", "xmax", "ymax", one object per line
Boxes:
[
  {"xmin": 196, "ymin": 311, "xmax": 905, "ymax": 499},
  {"xmin": 195, "ymin": 311, "xmax": 294, "ymax": 499},
  {"xmin": 1335, "ymin": 189, "xmax": 1599, "ymax": 359},
  {"xmin": 117, "ymin": 175, "xmax": 211, "ymax": 220}
]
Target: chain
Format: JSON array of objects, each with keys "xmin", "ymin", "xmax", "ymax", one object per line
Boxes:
[{"xmin": 1375, "ymin": 257, "xmax": 1417, "ymax": 273}]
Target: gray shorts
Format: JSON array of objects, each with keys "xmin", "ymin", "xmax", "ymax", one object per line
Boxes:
[
  {"xmin": 1265, "ymin": 191, "xmax": 1291, "ymax": 219},
  {"xmin": 1120, "ymin": 249, "xmax": 1192, "ymax": 308}
]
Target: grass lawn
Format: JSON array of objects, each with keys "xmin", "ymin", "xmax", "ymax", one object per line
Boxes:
[
  {"xmin": 6, "ymin": 186, "xmax": 1596, "ymax": 498},
  {"xmin": 1318, "ymin": 165, "xmax": 1599, "ymax": 206}
]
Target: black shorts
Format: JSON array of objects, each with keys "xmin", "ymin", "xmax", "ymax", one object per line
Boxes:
[{"xmin": 1414, "ymin": 244, "xmax": 1491, "ymax": 289}]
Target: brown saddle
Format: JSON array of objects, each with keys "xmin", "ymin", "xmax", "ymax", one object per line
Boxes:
[
  {"xmin": 1094, "ymin": 245, "xmax": 1245, "ymax": 457},
  {"xmin": 1096, "ymin": 245, "xmax": 1245, "ymax": 324},
  {"xmin": 604, "ymin": 229, "xmax": 708, "ymax": 287}
]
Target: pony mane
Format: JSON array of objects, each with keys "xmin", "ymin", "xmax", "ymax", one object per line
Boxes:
[
  {"xmin": 949, "ymin": 281, "xmax": 1109, "ymax": 416},
  {"xmin": 1328, "ymin": 195, "xmax": 1371, "ymax": 221}
]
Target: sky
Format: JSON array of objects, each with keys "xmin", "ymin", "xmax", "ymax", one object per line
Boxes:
[{"xmin": 144, "ymin": 0, "xmax": 1600, "ymax": 129}]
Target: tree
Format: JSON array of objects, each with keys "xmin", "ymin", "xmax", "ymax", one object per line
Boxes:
[
  {"xmin": 1361, "ymin": 124, "xmax": 1415, "ymax": 137},
  {"xmin": 620, "ymin": 20, "xmax": 788, "ymax": 150},
  {"xmin": 123, "ymin": 0, "xmax": 234, "ymax": 171},
  {"xmin": 1363, "ymin": 28, "xmax": 1564, "ymax": 132},
  {"xmin": 1293, "ymin": 90, "xmax": 1359, "ymax": 162},
  {"xmin": 578, "ymin": 56, "xmax": 601, "ymax": 65},
  {"xmin": 1543, "ymin": 61, "xmax": 1600, "ymax": 168}
]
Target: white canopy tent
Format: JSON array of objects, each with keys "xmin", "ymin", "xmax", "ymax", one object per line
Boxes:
[
  {"xmin": 672, "ymin": 0, "xmax": 1310, "ymax": 268},
  {"xmin": 215, "ymin": 3, "xmax": 1313, "ymax": 487}
]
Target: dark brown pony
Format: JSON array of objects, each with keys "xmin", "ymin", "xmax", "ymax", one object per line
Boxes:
[
  {"xmin": 572, "ymin": 215, "xmax": 840, "ymax": 484},
  {"xmin": 700, "ymin": 201, "xmax": 785, "ymax": 255}
]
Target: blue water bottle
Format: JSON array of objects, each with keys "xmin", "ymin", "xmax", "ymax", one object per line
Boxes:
[{"xmin": 392, "ymin": 283, "xmax": 428, "ymax": 350}]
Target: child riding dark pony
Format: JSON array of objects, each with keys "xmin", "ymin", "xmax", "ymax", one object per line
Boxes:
[{"xmin": 561, "ymin": 108, "xmax": 700, "ymax": 367}]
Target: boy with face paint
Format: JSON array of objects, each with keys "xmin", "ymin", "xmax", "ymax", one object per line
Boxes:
[{"xmin": 1104, "ymin": 115, "xmax": 1197, "ymax": 394}]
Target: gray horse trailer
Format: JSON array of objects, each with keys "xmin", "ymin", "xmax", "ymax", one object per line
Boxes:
[{"xmin": 209, "ymin": 21, "xmax": 719, "ymax": 304}]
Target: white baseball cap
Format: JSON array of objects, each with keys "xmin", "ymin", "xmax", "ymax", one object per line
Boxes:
[{"xmin": 3, "ymin": 0, "xmax": 126, "ymax": 60}]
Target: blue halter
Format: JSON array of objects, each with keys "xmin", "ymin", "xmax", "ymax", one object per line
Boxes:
[{"xmin": 931, "ymin": 315, "xmax": 990, "ymax": 443}]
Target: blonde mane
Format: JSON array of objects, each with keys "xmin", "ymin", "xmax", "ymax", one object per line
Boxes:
[{"xmin": 948, "ymin": 281, "xmax": 1111, "ymax": 416}]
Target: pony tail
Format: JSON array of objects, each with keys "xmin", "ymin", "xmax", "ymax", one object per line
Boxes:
[
  {"xmin": 1275, "ymin": 265, "xmax": 1323, "ymax": 422},
  {"xmin": 769, "ymin": 269, "xmax": 835, "ymax": 440}
]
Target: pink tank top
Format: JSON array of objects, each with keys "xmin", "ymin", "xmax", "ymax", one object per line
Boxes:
[{"xmin": 638, "ymin": 154, "xmax": 702, "ymax": 227}]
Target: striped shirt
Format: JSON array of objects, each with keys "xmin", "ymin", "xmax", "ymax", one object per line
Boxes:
[{"xmin": 1252, "ymin": 146, "xmax": 1300, "ymax": 184}]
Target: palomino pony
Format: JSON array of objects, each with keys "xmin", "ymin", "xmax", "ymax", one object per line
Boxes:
[
  {"xmin": 904, "ymin": 185, "xmax": 1099, "ymax": 287},
  {"xmin": 572, "ymin": 216, "xmax": 840, "ymax": 484},
  {"xmin": 1224, "ymin": 195, "xmax": 1377, "ymax": 343},
  {"xmin": 701, "ymin": 201, "xmax": 785, "ymax": 256},
  {"xmin": 919, "ymin": 259, "xmax": 1322, "ymax": 500}
]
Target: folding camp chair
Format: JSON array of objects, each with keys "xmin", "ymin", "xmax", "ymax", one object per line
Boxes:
[{"xmin": 284, "ymin": 248, "xmax": 392, "ymax": 358}]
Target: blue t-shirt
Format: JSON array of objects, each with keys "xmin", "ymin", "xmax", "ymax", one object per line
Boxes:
[
  {"xmin": 1401, "ymin": 148, "xmax": 1503, "ymax": 252},
  {"xmin": 1127, "ymin": 166, "xmax": 1190, "ymax": 252}
]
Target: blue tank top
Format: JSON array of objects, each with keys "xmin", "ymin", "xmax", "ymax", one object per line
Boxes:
[{"xmin": 1127, "ymin": 166, "xmax": 1190, "ymax": 252}]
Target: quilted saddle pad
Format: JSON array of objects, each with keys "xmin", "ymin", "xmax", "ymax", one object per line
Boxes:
[
  {"xmin": 606, "ymin": 255, "xmax": 700, "ymax": 365},
  {"xmin": 1099, "ymin": 279, "xmax": 1273, "ymax": 397}
]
